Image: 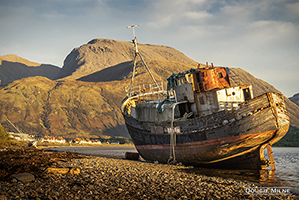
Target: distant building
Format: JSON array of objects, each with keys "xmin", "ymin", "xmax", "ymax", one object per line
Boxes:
[
  {"xmin": 91, "ymin": 140, "xmax": 102, "ymax": 145},
  {"xmin": 40, "ymin": 136, "xmax": 66, "ymax": 144},
  {"xmin": 56, "ymin": 137, "xmax": 66, "ymax": 143},
  {"xmin": 110, "ymin": 141, "xmax": 119, "ymax": 145},
  {"xmin": 74, "ymin": 138, "xmax": 91, "ymax": 144},
  {"xmin": 72, "ymin": 138, "xmax": 102, "ymax": 145}
]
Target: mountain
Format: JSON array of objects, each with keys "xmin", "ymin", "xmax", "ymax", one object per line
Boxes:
[
  {"xmin": 0, "ymin": 54, "xmax": 60, "ymax": 85},
  {"xmin": 55, "ymin": 38, "xmax": 197, "ymax": 80},
  {"xmin": 289, "ymin": 93, "xmax": 299, "ymax": 107},
  {"xmin": 0, "ymin": 39, "xmax": 298, "ymax": 139}
]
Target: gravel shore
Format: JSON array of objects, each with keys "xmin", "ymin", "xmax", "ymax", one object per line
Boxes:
[{"xmin": 0, "ymin": 154, "xmax": 296, "ymax": 200}]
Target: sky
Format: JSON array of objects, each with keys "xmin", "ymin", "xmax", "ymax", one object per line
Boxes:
[{"xmin": 0, "ymin": 0, "xmax": 298, "ymax": 97}]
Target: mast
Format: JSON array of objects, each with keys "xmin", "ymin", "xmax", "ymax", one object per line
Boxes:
[{"xmin": 127, "ymin": 25, "xmax": 161, "ymax": 97}]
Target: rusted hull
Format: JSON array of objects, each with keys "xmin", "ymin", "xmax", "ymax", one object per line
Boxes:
[
  {"xmin": 122, "ymin": 92, "xmax": 289, "ymax": 170},
  {"xmin": 134, "ymin": 132, "xmax": 273, "ymax": 168}
]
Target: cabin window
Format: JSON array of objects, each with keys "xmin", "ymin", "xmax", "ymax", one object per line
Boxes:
[
  {"xmin": 196, "ymin": 73, "xmax": 200, "ymax": 83},
  {"xmin": 187, "ymin": 75, "xmax": 192, "ymax": 83},
  {"xmin": 199, "ymin": 96, "xmax": 204, "ymax": 104},
  {"xmin": 218, "ymin": 72, "xmax": 223, "ymax": 78},
  {"xmin": 243, "ymin": 88, "xmax": 251, "ymax": 101}
]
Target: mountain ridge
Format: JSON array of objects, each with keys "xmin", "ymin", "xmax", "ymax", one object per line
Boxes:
[
  {"xmin": 289, "ymin": 93, "xmax": 299, "ymax": 107},
  {"xmin": 55, "ymin": 38, "xmax": 197, "ymax": 80},
  {"xmin": 0, "ymin": 54, "xmax": 60, "ymax": 85},
  {"xmin": 0, "ymin": 54, "xmax": 41, "ymax": 66}
]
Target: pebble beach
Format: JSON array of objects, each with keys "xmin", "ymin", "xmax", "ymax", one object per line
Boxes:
[{"xmin": 0, "ymin": 151, "xmax": 297, "ymax": 200}]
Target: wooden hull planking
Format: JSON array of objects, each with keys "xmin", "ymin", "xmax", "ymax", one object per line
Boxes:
[{"xmin": 122, "ymin": 92, "xmax": 289, "ymax": 170}]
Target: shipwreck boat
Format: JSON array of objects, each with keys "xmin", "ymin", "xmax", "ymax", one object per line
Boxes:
[{"xmin": 121, "ymin": 26, "xmax": 289, "ymax": 170}]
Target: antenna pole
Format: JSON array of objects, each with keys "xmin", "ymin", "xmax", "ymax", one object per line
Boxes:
[
  {"xmin": 127, "ymin": 25, "xmax": 139, "ymax": 55},
  {"xmin": 126, "ymin": 25, "xmax": 161, "ymax": 96},
  {"xmin": 127, "ymin": 25, "xmax": 139, "ymax": 96}
]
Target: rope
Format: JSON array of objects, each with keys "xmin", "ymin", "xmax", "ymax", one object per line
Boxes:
[
  {"xmin": 182, "ymin": 112, "xmax": 193, "ymax": 120},
  {"xmin": 167, "ymin": 112, "xmax": 193, "ymax": 165},
  {"xmin": 167, "ymin": 117, "xmax": 176, "ymax": 164},
  {"xmin": 171, "ymin": 117, "xmax": 176, "ymax": 161}
]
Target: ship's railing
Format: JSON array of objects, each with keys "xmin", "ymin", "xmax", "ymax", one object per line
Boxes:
[
  {"xmin": 218, "ymin": 101, "xmax": 242, "ymax": 111},
  {"xmin": 125, "ymin": 82, "xmax": 167, "ymax": 103}
]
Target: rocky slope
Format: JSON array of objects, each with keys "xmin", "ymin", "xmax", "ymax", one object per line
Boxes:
[
  {"xmin": 0, "ymin": 54, "xmax": 60, "ymax": 85},
  {"xmin": 0, "ymin": 39, "xmax": 298, "ymax": 139},
  {"xmin": 289, "ymin": 93, "xmax": 299, "ymax": 107},
  {"xmin": 0, "ymin": 76, "xmax": 126, "ymax": 138}
]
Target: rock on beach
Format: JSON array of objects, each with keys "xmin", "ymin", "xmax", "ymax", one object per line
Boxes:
[
  {"xmin": 11, "ymin": 173, "xmax": 35, "ymax": 183},
  {"xmin": 0, "ymin": 155, "xmax": 296, "ymax": 199}
]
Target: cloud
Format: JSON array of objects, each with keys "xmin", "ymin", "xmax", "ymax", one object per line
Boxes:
[
  {"xmin": 0, "ymin": 0, "xmax": 298, "ymax": 96},
  {"xmin": 184, "ymin": 11, "xmax": 212, "ymax": 20}
]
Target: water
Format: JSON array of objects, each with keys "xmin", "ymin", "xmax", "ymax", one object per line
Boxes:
[
  {"xmin": 180, "ymin": 147, "xmax": 299, "ymax": 189},
  {"xmin": 270, "ymin": 147, "xmax": 299, "ymax": 188},
  {"xmin": 46, "ymin": 146, "xmax": 298, "ymax": 189}
]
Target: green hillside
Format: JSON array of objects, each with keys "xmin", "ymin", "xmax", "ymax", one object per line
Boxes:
[{"xmin": 273, "ymin": 129, "xmax": 299, "ymax": 147}]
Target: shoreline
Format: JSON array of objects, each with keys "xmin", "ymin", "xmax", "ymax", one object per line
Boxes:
[
  {"xmin": 1, "ymin": 154, "xmax": 297, "ymax": 199},
  {"xmin": 43, "ymin": 146, "xmax": 299, "ymax": 188},
  {"xmin": 1, "ymin": 146, "xmax": 298, "ymax": 199},
  {"xmin": 36, "ymin": 144, "xmax": 134, "ymax": 149}
]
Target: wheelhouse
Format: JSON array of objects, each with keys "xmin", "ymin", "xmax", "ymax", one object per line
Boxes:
[{"xmin": 169, "ymin": 65, "xmax": 253, "ymax": 117}]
